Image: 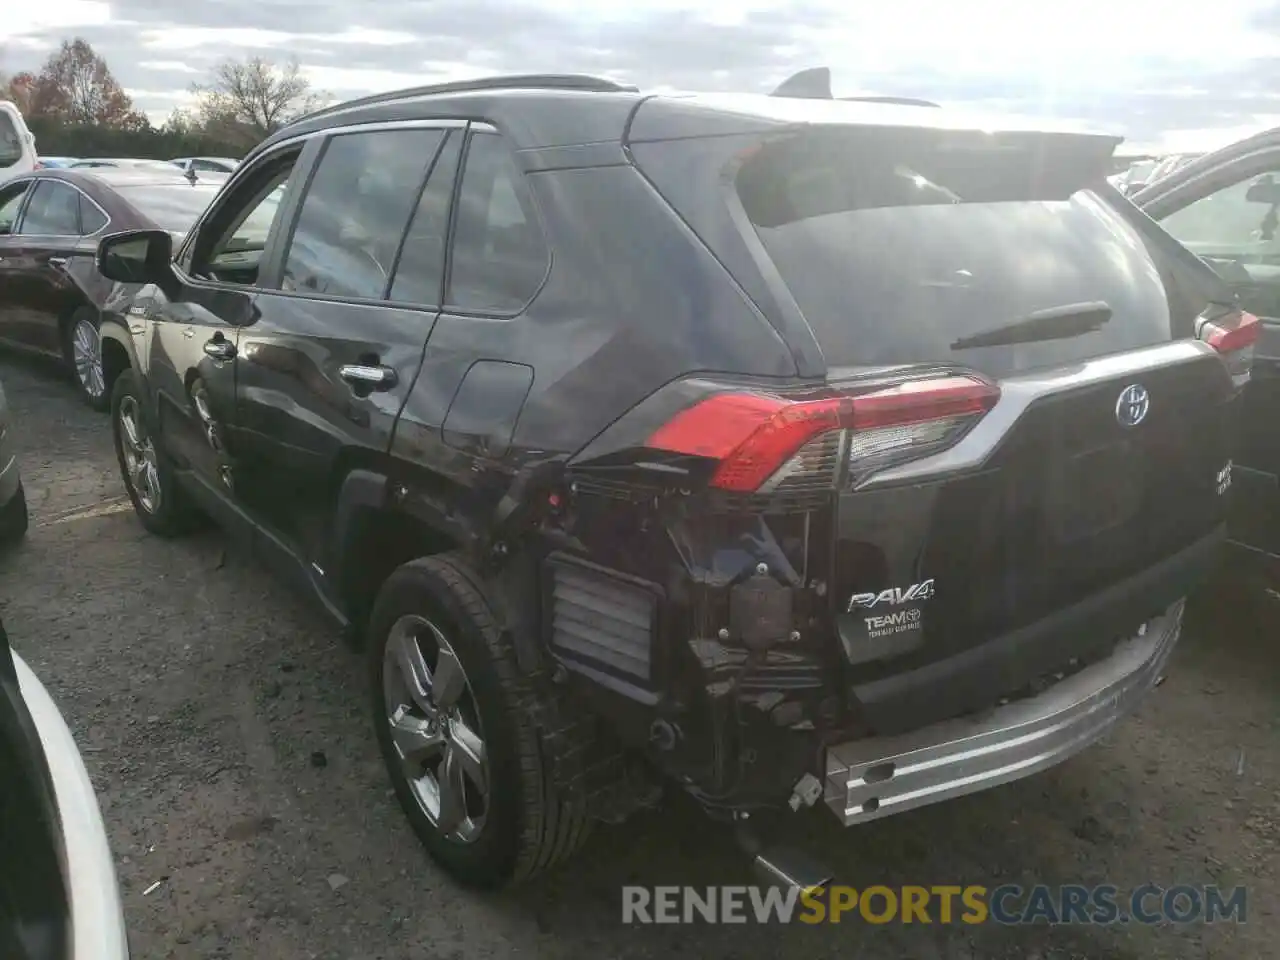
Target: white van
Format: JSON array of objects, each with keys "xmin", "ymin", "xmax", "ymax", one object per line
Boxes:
[{"xmin": 0, "ymin": 102, "xmax": 37, "ymax": 184}]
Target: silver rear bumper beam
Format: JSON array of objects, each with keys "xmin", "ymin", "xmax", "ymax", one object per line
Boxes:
[{"xmin": 824, "ymin": 601, "xmax": 1184, "ymax": 825}]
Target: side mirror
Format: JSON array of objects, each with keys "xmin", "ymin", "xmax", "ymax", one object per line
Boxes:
[
  {"xmin": 1245, "ymin": 175, "xmax": 1280, "ymax": 205},
  {"xmin": 96, "ymin": 229, "xmax": 177, "ymax": 293}
]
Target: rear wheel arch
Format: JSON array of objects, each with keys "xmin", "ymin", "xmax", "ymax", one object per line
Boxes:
[{"xmin": 328, "ymin": 463, "xmax": 466, "ymax": 643}]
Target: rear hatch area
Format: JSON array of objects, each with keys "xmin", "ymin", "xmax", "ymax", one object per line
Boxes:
[{"xmin": 632, "ymin": 111, "xmax": 1241, "ymax": 733}]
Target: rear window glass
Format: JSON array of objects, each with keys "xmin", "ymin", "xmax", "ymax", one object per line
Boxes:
[
  {"xmin": 116, "ymin": 183, "xmax": 219, "ymax": 234},
  {"xmin": 737, "ymin": 129, "xmax": 1195, "ymax": 377}
]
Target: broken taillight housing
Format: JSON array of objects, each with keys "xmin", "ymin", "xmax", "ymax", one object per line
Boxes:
[
  {"xmin": 647, "ymin": 374, "xmax": 1000, "ymax": 493},
  {"xmin": 1198, "ymin": 308, "xmax": 1259, "ymax": 388}
]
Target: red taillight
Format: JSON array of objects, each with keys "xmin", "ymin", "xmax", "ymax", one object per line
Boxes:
[
  {"xmin": 1201, "ymin": 309, "xmax": 1259, "ymax": 353},
  {"xmin": 647, "ymin": 375, "xmax": 1000, "ymax": 493},
  {"xmin": 1200, "ymin": 309, "xmax": 1258, "ymax": 387}
]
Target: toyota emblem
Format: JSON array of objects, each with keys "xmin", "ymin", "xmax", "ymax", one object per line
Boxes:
[{"xmin": 1116, "ymin": 384, "xmax": 1150, "ymax": 428}]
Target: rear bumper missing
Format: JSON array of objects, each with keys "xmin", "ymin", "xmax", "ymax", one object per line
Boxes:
[{"xmin": 824, "ymin": 599, "xmax": 1184, "ymax": 825}]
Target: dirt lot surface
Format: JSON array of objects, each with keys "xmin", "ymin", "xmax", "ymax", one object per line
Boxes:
[{"xmin": 0, "ymin": 353, "xmax": 1276, "ymax": 959}]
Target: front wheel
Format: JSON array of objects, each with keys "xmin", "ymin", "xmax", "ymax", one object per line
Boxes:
[
  {"xmin": 367, "ymin": 554, "xmax": 591, "ymax": 888},
  {"xmin": 111, "ymin": 370, "xmax": 199, "ymax": 537}
]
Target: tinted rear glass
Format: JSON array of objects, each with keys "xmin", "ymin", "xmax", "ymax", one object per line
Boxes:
[
  {"xmin": 737, "ymin": 128, "xmax": 1196, "ymax": 377},
  {"xmin": 116, "ymin": 183, "xmax": 219, "ymax": 233}
]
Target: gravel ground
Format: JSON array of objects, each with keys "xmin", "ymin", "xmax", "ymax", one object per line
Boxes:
[{"xmin": 0, "ymin": 352, "xmax": 1276, "ymax": 960}]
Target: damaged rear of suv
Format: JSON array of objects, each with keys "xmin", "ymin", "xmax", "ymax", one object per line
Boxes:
[
  {"xmin": 99, "ymin": 73, "xmax": 1252, "ymax": 889},
  {"xmin": 567, "ymin": 96, "xmax": 1248, "ymax": 851}
]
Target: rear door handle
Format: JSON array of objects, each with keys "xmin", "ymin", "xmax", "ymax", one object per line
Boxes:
[
  {"xmin": 339, "ymin": 364, "xmax": 398, "ymax": 389},
  {"xmin": 47, "ymin": 256, "xmax": 67, "ymax": 268},
  {"xmin": 203, "ymin": 337, "xmax": 236, "ymax": 360}
]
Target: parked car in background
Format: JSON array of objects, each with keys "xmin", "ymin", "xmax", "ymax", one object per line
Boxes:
[
  {"xmin": 1134, "ymin": 130, "xmax": 1280, "ymax": 556},
  {"xmin": 0, "ymin": 102, "xmax": 37, "ymax": 185},
  {"xmin": 1112, "ymin": 158, "xmax": 1158, "ymax": 194},
  {"xmin": 0, "ymin": 618, "xmax": 130, "ymax": 959},
  {"xmin": 169, "ymin": 156, "xmax": 240, "ymax": 176},
  {"xmin": 95, "ymin": 71, "xmax": 1251, "ymax": 889},
  {"xmin": 0, "ymin": 377, "xmax": 27, "ymax": 543},
  {"xmin": 68, "ymin": 158, "xmax": 178, "ymax": 172},
  {"xmin": 0, "ymin": 167, "xmax": 225, "ymax": 409},
  {"xmin": 35, "ymin": 157, "xmax": 78, "ymax": 170}
]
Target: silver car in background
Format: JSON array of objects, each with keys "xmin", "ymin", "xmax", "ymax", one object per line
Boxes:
[{"xmin": 0, "ymin": 377, "xmax": 27, "ymax": 542}]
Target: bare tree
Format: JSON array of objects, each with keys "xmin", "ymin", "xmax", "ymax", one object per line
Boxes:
[
  {"xmin": 30, "ymin": 38, "xmax": 146, "ymax": 128},
  {"xmin": 192, "ymin": 57, "xmax": 327, "ymax": 147}
]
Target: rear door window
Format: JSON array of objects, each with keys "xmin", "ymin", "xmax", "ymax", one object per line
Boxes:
[
  {"xmin": 736, "ymin": 128, "xmax": 1206, "ymax": 377},
  {"xmin": 18, "ymin": 181, "xmax": 80, "ymax": 236},
  {"xmin": 280, "ymin": 129, "xmax": 445, "ymax": 300}
]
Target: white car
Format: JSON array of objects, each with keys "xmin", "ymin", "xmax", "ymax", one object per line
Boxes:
[
  {"xmin": 0, "ymin": 102, "xmax": 38, "ymax": 185},
  {"xmin": 169, "ymin": 156, "xmax": 240, "ymax": 176},
  {"xmin": 1, "ymin": 618, "xmax": 129, "ymax": 958}
]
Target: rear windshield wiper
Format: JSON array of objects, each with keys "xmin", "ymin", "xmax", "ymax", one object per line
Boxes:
[{"xmin": 950, "ymin": 301, "xmax": 1112, "ymax": 350}]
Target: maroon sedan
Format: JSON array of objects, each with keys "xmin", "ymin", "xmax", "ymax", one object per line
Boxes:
[{"xmin": 0, "ymin": 167, "xmax": 226, "ymax": 409}]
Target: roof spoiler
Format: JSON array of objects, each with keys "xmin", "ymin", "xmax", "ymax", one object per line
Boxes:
[
  {"xmin": 770, "ymin": 67, "xmax": 833, "ymax": 99},
  {"xmin": 769, "ymin": 67, "xmax": 940, "ymax": 107}
]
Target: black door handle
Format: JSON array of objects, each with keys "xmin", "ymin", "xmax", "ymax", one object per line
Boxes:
[{"xmin": 203, "ymin": 336, "xmax": 236, "ymax": 360}]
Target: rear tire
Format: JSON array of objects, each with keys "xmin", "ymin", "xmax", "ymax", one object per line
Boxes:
[
  {"xmin": 111, "ymin": 369, "xmax": 199, "ymax": 537},
  {"xmin": 367, "ymin": 554, "xmax": 591, "ymax": 888},
  {"xmin": 0, "ymin": 482, "xmax": 28, "ymax": 544},
  {"xmin": 63, "ymin": 309, "xmax": 108, "ymax": 411}
]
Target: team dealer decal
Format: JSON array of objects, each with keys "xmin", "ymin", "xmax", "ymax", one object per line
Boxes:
[{"xmin": 844, "ymin": 578, "xmax": 934, "ymax": 645}]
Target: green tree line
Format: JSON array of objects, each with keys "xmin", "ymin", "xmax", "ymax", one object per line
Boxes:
[{"xmin": 2, "ymin": 38, "xmax": 329, "ymax": 161}]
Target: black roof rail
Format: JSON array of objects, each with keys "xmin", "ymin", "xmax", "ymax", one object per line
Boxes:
[
  {"xmin": 291, "ymin": 74, "xmax": 640, "ymax": 126},
  {"xmin": 841, "ymin": 95, "xmax": 941, "ymax": 108},
  {"xmin": 770, "ymin": 68, "xmax": 940, "ymax": 108}
]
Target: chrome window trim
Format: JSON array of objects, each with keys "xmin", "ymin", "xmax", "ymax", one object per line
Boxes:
[{"xmin": 177, "ymin": 117, "xmax": 476, "ymax": 268}]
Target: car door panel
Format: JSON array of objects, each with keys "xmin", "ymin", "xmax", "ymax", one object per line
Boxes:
[
  {"xmin": 231, "ymin": 125, "xmax": 455, "ymax": 563},
  {"xmin": 145, "ymin": 284, "xmax": 253, "ymax": 490},
  {"xmin": 144, "ymin": 141, "xmax": 312, "ymax": 524}
]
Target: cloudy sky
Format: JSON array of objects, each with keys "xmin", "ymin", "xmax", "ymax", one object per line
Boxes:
[{"xmin": 7, "ymin": 0, "xmax": 1280, "ymax": 153}]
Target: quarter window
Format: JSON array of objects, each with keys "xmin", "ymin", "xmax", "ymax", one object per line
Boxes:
[
  {"xmin": 19, "ymin": 181, "xmax": 80, "ymax": 236},
  {"xmin": 446, "ymin": 132, "xmax": 549, "ymax": 314},
  {"xmin": 281, "ymin": 129, "xmax": 445, "ymax": 300},
  {"xmin": 78, "ymin": 194, "xmax": 108, "ymax": 234}
]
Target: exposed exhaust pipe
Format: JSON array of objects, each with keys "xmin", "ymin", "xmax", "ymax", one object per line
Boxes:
[{"xmin": 751, "ymin": 846, "xmax": 833, "ymax": 891}]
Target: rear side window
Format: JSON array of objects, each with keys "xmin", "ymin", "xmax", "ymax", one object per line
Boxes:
[
  {"xmin": 446, "ymin": 132, "xmax": 548, "ymax": 314},
  {"xmin": 19, "ymin": 181, "xmax": 80, "ymax": 236},
  {"xmin": 281, "ymin": 129, "xmax": 445, "ymax": 300},
  {"xmin": 736, "ymin": 128, "xmax": 1200, "ymax": 377}
]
